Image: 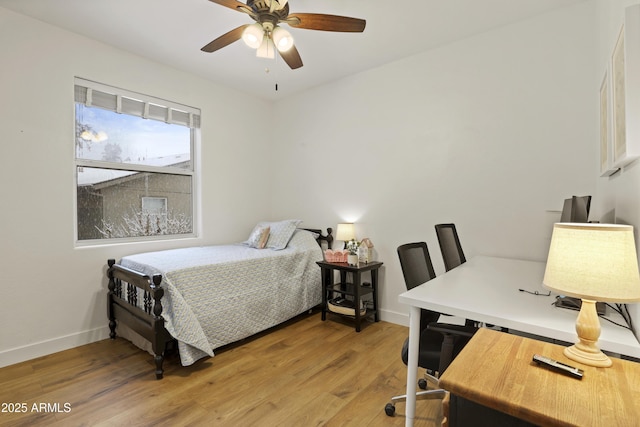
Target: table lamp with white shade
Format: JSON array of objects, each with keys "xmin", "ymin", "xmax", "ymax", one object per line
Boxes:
[
  {"xmin": 336, "ymin": 223, "xmax": 358, "ymax": 265},
  {"xmin": 543, "ymin": 223, "xmax": 640, "ymax": 367},
  {"xmin": 336, "ymin": 223, "xmax": 356, "ymax": 245}
]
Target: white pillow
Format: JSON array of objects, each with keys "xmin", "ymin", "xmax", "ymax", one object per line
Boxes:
[{"xmin": 257, "ymin": 219, "xmax": 302, "ymax": 250}]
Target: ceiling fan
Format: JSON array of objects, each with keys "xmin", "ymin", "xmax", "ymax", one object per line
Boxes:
[{"xmin": 201, "ymin": 0, "xmax": 366, "ymax": 70}]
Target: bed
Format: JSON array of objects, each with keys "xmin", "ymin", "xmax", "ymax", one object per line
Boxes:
[{"xmin": 107, "ymin": 220, "xmax": 333, "ymax": 379}]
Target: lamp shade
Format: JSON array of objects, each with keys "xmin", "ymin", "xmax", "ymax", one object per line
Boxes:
[
  {"xmin": 543, "ymin": 223, "xmax": 640, "ymax": 302},
  {"xmin": 242, "ymin": 23, "xmax": 264, "ymax": 49},
  {"xmin": 336, "ymin": 223, "xmax": 356, "ymax": 242},
  {"xmin": 272, "ymin": 26, "xmax": 294, "ymax": 52}
]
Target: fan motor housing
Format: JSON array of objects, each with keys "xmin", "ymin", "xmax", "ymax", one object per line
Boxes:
[{"xmin": 248, "ymin": 0, "xmax": 290, "ymax": 20}]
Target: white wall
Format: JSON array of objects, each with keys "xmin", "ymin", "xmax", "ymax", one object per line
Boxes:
[
  {"xmin": 0, "ymin": 8, "xmax": 273, "ymax": 366},
  {"xmin": 6, "ymin": 1, "xmax": 634, "ymax": 367},
  {"xmin": 270, "ymin": 2, "xmax": 597, "ymax": 324},
  {"xmin": 595, "ymin": 0, "xmax": 640, "ymax": 340}
]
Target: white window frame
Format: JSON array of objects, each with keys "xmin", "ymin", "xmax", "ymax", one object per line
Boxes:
[{"xmin": 74, "ymin": 77, "xmax": 200, "ymax": 246}]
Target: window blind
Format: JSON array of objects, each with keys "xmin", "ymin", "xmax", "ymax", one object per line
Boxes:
[{"xmin": 74, "ymin": 78, "xmax": 201, "ymax": 129}]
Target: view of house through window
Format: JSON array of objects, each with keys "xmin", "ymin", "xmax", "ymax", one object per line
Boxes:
[{"xmin": 74, "ymin": 78, "xmax": 200, "ymax": 243}]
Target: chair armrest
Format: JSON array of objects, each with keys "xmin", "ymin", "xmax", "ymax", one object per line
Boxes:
[
  {"xmin": 427, "ymin": 323, "xmax": 478, "ymax": 374},
  {"xmin": 427, "ymin": 323, "xmax": 477, "ymax": 338}
]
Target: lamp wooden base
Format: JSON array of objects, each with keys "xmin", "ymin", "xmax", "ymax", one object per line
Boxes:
[
  {"xmin": 564, "ymin": 344, "xmax": 612, "ymax": 367},
  {"xmin": 565, "ymin": 299, "xmax": 612, "ymax": 368}
]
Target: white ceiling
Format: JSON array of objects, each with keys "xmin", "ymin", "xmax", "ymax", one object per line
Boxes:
[{"xmin": 0, "ymin": 0, "xmax": 586, "ymax": 102}]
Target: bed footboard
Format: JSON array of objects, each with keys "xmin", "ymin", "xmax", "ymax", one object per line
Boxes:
[{"xmin": 107, "ymin": 259, "xmax": 174, "ymax": 379}]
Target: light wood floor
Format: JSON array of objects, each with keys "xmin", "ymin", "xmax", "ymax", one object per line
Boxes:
[{"xmin": 0, "ymin": 311, "xmax": 445, "ymax": 426}]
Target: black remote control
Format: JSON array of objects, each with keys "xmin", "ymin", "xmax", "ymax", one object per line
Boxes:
[{"xmin": 532, "ymin": 354, "xmax": 584, "ymax": 380}]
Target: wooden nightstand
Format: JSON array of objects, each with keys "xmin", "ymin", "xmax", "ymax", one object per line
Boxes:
[{"xmin": 316, "ymin": 260, "xmax": 382, "ymax": 332}]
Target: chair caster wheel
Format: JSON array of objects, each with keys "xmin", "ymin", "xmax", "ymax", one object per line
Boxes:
[
  {"xmin": 418, "ymin": 378, "xmax": 428, "ymax": 390},
  {"xmin": 384, "ymin": 403, "xmax": 396, "ymax": 416}
]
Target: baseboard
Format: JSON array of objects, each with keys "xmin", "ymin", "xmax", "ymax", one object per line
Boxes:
[
  {"xmin": 0, "ymin": 326, "xmax": 111, "ymax": 368},
  {"xmin": 379, "ymin": 309, "xmax": 410, "ymax": 327}
]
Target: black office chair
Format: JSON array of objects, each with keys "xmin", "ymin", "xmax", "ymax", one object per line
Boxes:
[
  {"xmin": 435, "ymin": 223, "xmax": 478, "ymax": 328},
  {"xmin": 385, "ymin": 242, "xmax": 477, "ymax": 417},
  {"xmin": 435, "ymin": 223, "xmax": 505, "ymax": 331},
  {"xmin": 435, "ymin": 223, "xmax": 466, "ymax": 272}
]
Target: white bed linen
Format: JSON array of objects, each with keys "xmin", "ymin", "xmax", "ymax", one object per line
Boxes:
[{"xmin": 119, "ymin": 229, "xmax": 323, "ymax": 365}]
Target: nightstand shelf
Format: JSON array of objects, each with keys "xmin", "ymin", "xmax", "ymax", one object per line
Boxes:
[
  {"xmin": 325, "ymin": 282, "xmax": 374, "ymax": 297},
  {"xmin": 316, "ymin": 261, "xmax": 382, "ymax": 332}
]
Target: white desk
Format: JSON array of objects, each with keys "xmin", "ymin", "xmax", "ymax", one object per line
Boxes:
[{"xmin": 398, "ymin": 255, "xmax": 640, "ymax": 427}]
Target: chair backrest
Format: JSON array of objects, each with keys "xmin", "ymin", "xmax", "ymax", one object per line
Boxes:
[
  {"xmin": 397, "ymin": 242, "xmax": 440, "ymax": 328},
  {"xmin": 397, "ymin": 242, "xmax": 436, "ymax": 290},
  {"xmin": 435, "ymin": 223, "xmax": 466, "ymax": 272}
]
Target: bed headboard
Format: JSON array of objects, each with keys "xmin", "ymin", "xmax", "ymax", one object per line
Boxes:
[{"xmin": 302, "ymin": 228, "xmax": 333, "ymax": 249}]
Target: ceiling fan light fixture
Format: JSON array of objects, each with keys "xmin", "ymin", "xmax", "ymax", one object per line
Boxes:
[
  {"xmin": 204, "ymin": 1, "xmax": 365, "ymax": 70},
  {"xmin": 272, "ymin": 26, "xmax": 294, "ymax": 52},
  {"xmin": 256, "ymin": 37, "xmax": 275, "ymax": 59},
  {"xmin": 242, "ymin": 23, "xmax": 264, "ymax": 49}
]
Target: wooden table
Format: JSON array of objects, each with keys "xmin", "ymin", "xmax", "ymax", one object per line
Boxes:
[{"xmin": 439, "ymin": 328, "xmax": 640, "ymax": 427}]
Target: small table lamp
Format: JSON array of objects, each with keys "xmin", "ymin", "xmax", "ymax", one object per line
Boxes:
[
  {"xmin": 543, "ymin": 223, "xmax": 640, "ymax": 367},
  {"xmin": 336, "ymin": 223, "xmax": 356, "ymax": 245}
]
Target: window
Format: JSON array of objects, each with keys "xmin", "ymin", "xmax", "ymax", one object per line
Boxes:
[
  {"xmin": 142, "ymin": 196, "xmax": 168, "ymax": 231},
  {"xmin": 74, "ymin": 78, "xmax": 200, "ymax": 243},
  {"xmin": 142, "ymin": 197, "xmax": 168, "ymax": 216}
]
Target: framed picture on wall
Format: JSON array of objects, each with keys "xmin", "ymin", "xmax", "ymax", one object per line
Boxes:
[
  {"xmin": 611, "ymin": 5, "xmax": 640, "ymax": 169},
  {"xmin": 611, "ymin": 24, "xmax": 626, "ymax": 164},
  {"xmin": 600, "ymin": 67, "xmax": 618, "ymax": 176}
]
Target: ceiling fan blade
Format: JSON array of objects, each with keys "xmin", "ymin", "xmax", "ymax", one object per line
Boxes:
[
  {"xmin": 201, "ymin": 25, "xmax": 249, "ymax": 53},
  {"xmin": 279, "ymin": 44, "xmax": 303, "ymax": 70},
  {"xmin": 286, "ymin": 13, "xmax": 366, "ymax": 32}
]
